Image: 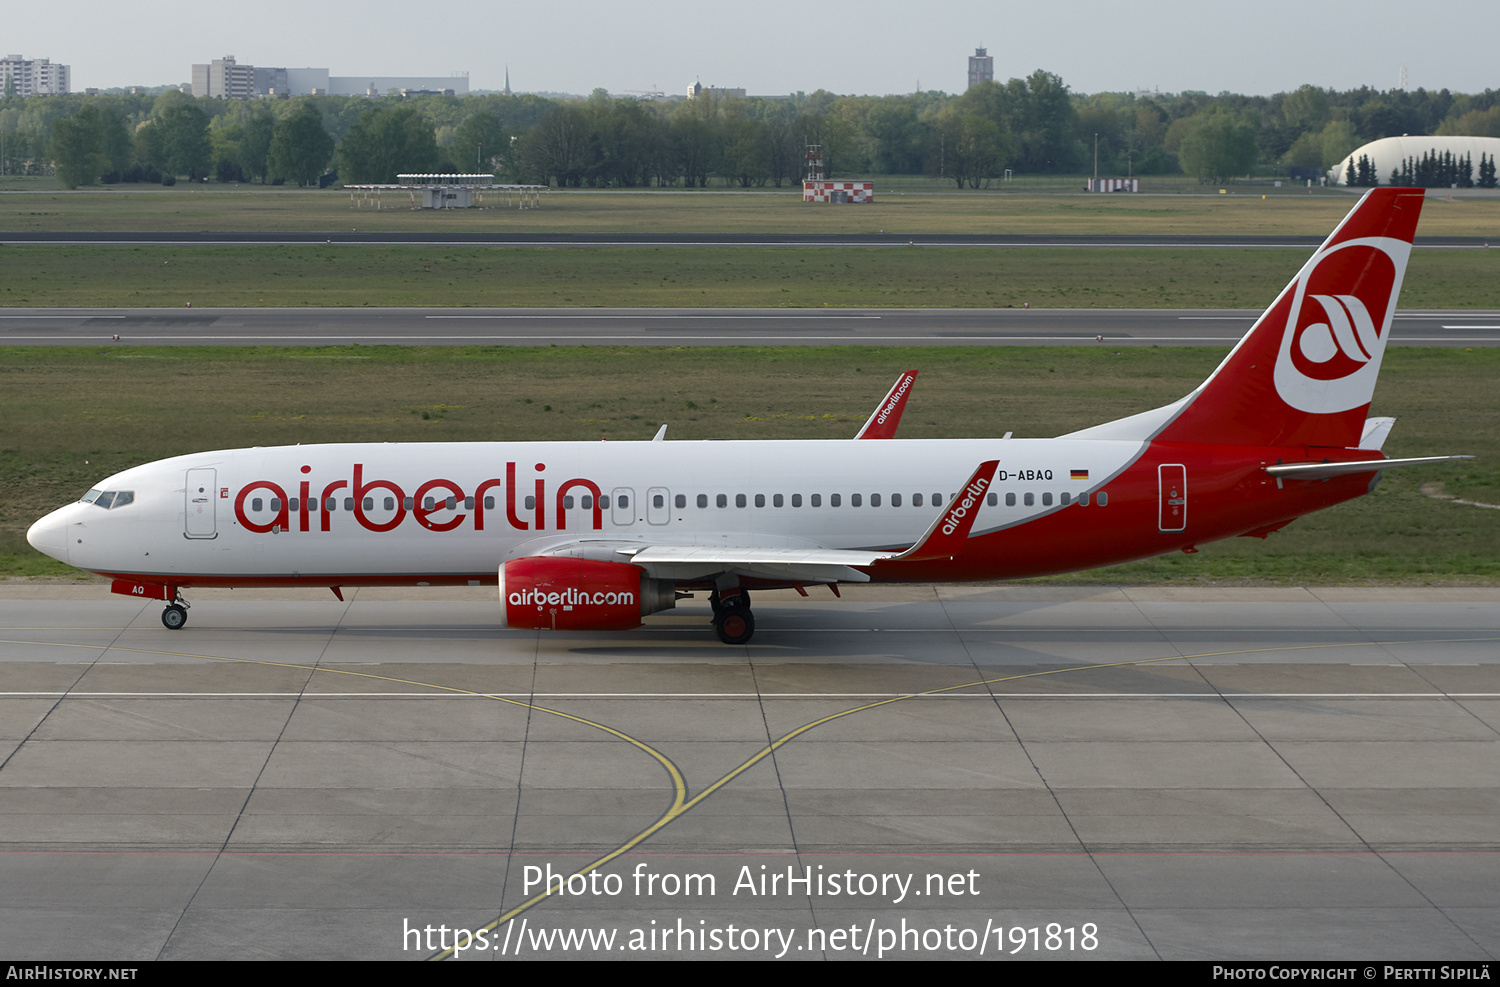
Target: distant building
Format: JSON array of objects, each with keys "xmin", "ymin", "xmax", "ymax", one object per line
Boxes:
[
  {"xmin": 1, "ymin": 54, "xmax": 69, "ymax": 96},
  {"xmin": 189, "ymin": 56, "xmax": 467, "ymax": 98},
  {"xmin": 192, "ymin": 56, "xmax": 254, "ymax": 99},
  {"xmin": 332, "ymin": 75, "xmax": 468, "ymax": 97},
  {"xmin": 285, "ymin": 68, "xmax": 330, "ymax": 97},
  {"xmin": 967, "ymin": 47, "xmax": 993, "ymax": 90},
  {"xmin": 1331, "ymin": 135, "xmax": 1500, "ymax": 185},
  {"xmin": 686, "ymin": 81, "xmax": 745, "ymax": 100}
]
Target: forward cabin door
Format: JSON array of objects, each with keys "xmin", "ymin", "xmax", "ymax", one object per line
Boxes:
[
  {"xmin": 184, "ymin": 468, "xmax": 217, "ymax": 539},
  {"xmin": 1158, "ymin": 464, "xmax": 1187, "ymax": 532}
]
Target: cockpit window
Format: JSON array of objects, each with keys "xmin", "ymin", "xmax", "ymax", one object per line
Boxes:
[{"xmin": 82, "ymin": 490, "xmax": 134, "ymax": 510}]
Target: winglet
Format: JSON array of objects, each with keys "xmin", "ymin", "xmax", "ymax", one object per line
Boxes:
[
  {"xmin": 854, "ymin": 370, "xmax": 918, "ymax": 439},
  {"xmin": 882, "ymin": 460, "xmax": 999, "ymax": 562}
]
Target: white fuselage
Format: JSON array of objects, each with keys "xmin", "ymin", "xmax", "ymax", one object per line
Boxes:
[{"xmin": 32, "ymin": 437, "xmax": 1146, "ymax": 585}]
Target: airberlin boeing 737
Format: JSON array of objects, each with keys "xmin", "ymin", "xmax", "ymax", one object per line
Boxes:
[{"xmin": 28, "ymin": 188, "xmax": 1466, "ymax": 644}]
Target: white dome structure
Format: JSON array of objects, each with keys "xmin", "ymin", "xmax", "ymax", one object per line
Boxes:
[{"xmin": 1330, "ymin": 135, "xmax": 1500, "ymax": 185}]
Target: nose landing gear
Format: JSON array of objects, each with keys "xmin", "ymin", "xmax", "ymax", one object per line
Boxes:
[{"xmin": 161, "ymin": 593, "xmax": 190, "ymax": 630}]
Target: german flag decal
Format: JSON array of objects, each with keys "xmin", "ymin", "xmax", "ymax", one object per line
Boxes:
[{"xmin": 1070, "ymin": 469, "xmax": 1089, "ymax": 480}]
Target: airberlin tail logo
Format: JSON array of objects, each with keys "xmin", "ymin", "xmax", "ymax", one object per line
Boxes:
[{"xmin": 1272, "ymin": 237, "xmax": 1409, "ymax": 414}]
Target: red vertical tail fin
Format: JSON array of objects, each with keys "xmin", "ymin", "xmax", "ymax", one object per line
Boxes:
[{"xmin": 1076, "ymin": 188, "xmax": 1425, "ymax": 449}]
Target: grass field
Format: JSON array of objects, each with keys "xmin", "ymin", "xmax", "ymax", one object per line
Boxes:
[
  {"xmin": 4, "ymin": 345, "xmax": 1497, "ymax": 584},
  {"xmin": 2, "ymin": 183, "xmax": 1498, "ymax": 235},
  {"xmin": 3, "ymin": 244, "xmax": 1498, "ymax": 309}
]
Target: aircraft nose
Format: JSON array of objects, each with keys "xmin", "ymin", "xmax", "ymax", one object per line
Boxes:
[{"xmin": 26, "ymin": 510, "xmax": 70, "ymax": 564}]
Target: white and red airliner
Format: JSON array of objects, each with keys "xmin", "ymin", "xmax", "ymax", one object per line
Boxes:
[{"xmin": 28, "ymin": 188, "xmax": 1464, "ymax": 643}]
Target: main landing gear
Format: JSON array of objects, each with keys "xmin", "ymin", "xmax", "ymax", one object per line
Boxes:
[
  {"xmin": 709, "ymin": 590, "xmax": 754, "ymax": 645},
  {"xmin": 161, "ymin": 593, "xmax": 190, "ymax": 630}
]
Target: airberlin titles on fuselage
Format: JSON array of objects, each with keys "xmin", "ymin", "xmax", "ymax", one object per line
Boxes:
[
  {"xmin": 229, "ymin": 459, "xmax": 1078, "ymax": 538},
  {"xmin": 233, "ymin": 462, "xmax": 603, "ymax": 535}
]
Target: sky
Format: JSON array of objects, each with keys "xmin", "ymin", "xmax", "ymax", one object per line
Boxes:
[{"xmin": 7, "ymin": 1, "xmax": 1496, "ymax": 98}]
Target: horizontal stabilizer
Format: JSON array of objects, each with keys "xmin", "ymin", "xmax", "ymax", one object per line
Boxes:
[
  {"xmin": 1264, "ymin": 455, "xmax": 1471, "ymax": 479},
  {"xmin": 1361, "ymin": 417, "xmax": 1396, "ymax": 451}
]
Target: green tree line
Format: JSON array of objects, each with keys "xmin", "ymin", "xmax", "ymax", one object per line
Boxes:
[{"xmin": 6, "ymin": 76, "xmax": 1498, "ymax": 190}]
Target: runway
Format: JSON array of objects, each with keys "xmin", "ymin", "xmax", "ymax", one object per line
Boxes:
[
  {"xmin": 5, "ymin": 306, "xmax": 1500, "ymax": 347},
  {"xmin": 2, "ymin": 583, "xmax": 1499, "ymax": 960},
  {"xmin": 3, "ymin": 230, "xmax": 1492, "ymax": 248}
]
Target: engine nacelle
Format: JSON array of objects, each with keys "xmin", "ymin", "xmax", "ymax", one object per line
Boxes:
[{"xmin": 499, "ymin": 556, "xmax": 677, "ymax": 631}]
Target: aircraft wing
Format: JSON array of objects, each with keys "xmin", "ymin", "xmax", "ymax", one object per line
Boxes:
[
  {"xmin": 503, "ymin": 460, "xmax": 1000, "ymax": 586},
  {"xmin": 622, "ymin": 545, "xmax": 885, "ymax": 583}
]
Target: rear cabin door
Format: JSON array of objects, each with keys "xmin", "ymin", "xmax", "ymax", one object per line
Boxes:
[{"xmin": 1158, "ymin": 464, "xmax": 1187, "ymax": 532}]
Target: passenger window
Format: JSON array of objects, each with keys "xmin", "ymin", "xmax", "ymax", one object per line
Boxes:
[
  {"xmin": 891, "ymin": 493, "xmax": 901, "ymax": 507},
  {"xmin": 484, "ymin": 496, "xmax": 495, "ymax": 509},
  {"xmin": 851, "ymin": 493, "xmax": 862, "ymax": 507},
  {"xmin": 403, "ymin": 497, "xmax": 413, "ymax": 510},
  {"xmin": 346, "ymin": 497, "xmax": 356, "ymax": 511},
  {"xmin": 871, "ymin": 493, "xmax": 881, "ymax": 507},
  {"xmin": 290, "ymin": 498, "xmax": 300, "ymax": 511},
  {"xmin": 464, "ymin": 497, "xmax": 474, "ymax": 510},
  {"xmin": 1024, "ymin": 493, "xmax": 1034, "ymax": 506},
  {"xmin": 986, "ymin": 492, "xmax": 997, "ymax": 507},
  {"xmin": 583, "ymin": 496, "xmax": 594, "ymax": 509},
  {"xmin": 1079, "ymin": 493, "xmax": 1089, "ymax": 506},
  {"xmin": 735, "ymin": 494, "xmax": 747, "ymax": 508},
  {"xmin": 424, "ymin": 497, "xmax": 435, "ymax": 510},
  {"xmin": 754, "ymin": 494, "xmax": 765, "ymax": 508},
  {"xmin": 932, "ymin": 493, "xmax": 943, "ymax": 507},
  {"xmin": 698, "ymin": 494, "xmax": 708, "ymax": 508},
  {"xmin": 1061, "ymin": 492, "xmax": 1071, "ymax": 506},
  {"xmin": 792, "ymin": 493, "xmax": 802, "ymax": 507},
  {"xmin": 913, "ymin": 493, "xmax": 923, "ymax": 507},
  {"xmin": 773, "ymin": 494, "xmax": 784, "ymax": 508},
  {"xmin": 271, "ymin": 498, "xmax": 282, "ymax": 511},
  {"xmin": 811, "ymin": 494, "xmax": 821, "ymax": 507},
  {"xmin": 447, "ymin": 497, "xmax": 456, "ymax": 510},
  {"xmin": 599, "ymin": 495, "xmax": 610, "ymax": 509},
  {"xmin": 716, "ymin": 493, "xmax": 727, "ymax": 508},
  {"xmin": 1098, "ymin": 491, "xmax": 1108, "ymax": 506},
  {"xmin": 617, "ymin": 494, "xmax": 629, "ymax": 509},
  {"xmin": 253, "ymin": 498, "xmax": 264, "ymax": 512},
  {"xmin": 652, "ymin": 494, "xmax": 663, "ymax": 509},
  {"xmin": 384, "ymin": 497, "xmax": 395, "ymax": 511},
  {"xmin": 1042, "ymin": 492, "xmax": 1053, "ymax": 506},
  {"xmin": 831, "ymin": 493, "xmax": 841, "ymax": 507},
  {"xmin": 524, "ymin": 496, "xmax": 535, "ymax": 510},
  {"xmin": 1005, "ymin": 493, "xmax": 1016, "ymax": 507},
  {"xmin": 566, "ymin": 496, "xmax": 577, "ymax": 509},
  {"xmin": 675, "ymin": 494, "xmax": 686, "ymax": 509},
  {"xmin": 325, "ymin": 498, "xmax": 337, "ymax": 511}
]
